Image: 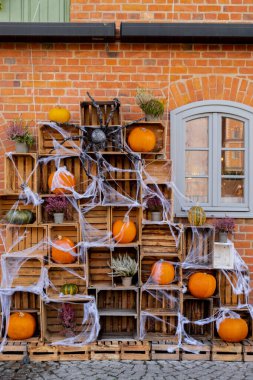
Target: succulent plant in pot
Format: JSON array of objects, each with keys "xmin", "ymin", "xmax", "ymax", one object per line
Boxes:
[
  {"xmin": 108, "ymin": 254, "xmax": 138, "ymax": 287},
  {"xmin": 213, "ymin": 218, "xmax": 235, "ymax": 243},
  {"xmin": 136, "ymin": 88, "xmax": 165, "ymax": 121},
  {"xmin": 146, "ymin": 195, "xmax": 163, "ymax": 222},
  {"xmin": 45, "ymin": 196, "xmax": 69, "ymax": 224},
  {"xmin": 6, "ymin": 117, "xmax": 35, "ymax": 153}
]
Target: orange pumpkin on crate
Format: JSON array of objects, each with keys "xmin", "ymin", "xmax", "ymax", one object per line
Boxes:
[
  {"xmin": 7, "ymin": 312, "xmax": 36, "ymax": 340},
  {"xmin": 52, "ymin": 235, "xmax": 77, "ymax": 264},
  {"xmin": 48, "ymin": 106, "xmax": 71, "ymax": 124},
  {"xmin": 48, "ymin": 167, "xmax": 76, "ymax": 194},
  {"xmin": 112, "ymin": 220, "xmax": 137, "ymax": 244},
  {"xmin": 128, "ymin": 127, "xmax": 156, "ymax": 152},
  {"xmin": 151, "ymin": 259, "xmax": 175, "ymax": 285},
  {"xmin": 188, "ymin": 272, "xmax": 216, "ymax": 298},
  {"xmin": 218, "ymin": 317, "xmax": 248, "ymax": 342}
]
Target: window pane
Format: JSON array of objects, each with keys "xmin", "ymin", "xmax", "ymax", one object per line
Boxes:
[
  {"xmin": 221, "ymin": 179, "xmax": 244, "ymax": 203},
  {"xmin": 185, "ymin": 178, "xmax": 208, "ymax": 203},
  {"xmin": 222, "ymin": 117, "xmax": 244, "ymax": 148},
  {"xmin": 221, "ymin": 151, "xmax": 244, "ymax": 175},
  {"xmin": 185, "ymin": 117, "xmax": 208, "ymax": 148},
  {"xmin": 185, "ymin": 151, "xmax": 208, "ymax": 176}
]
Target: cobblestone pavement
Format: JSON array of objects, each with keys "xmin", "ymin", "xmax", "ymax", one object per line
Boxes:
[{"xmin": 1, "ymin": 360, "xmax": 253, "ymax": 380}]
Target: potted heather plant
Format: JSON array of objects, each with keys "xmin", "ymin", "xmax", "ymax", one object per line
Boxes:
[
  {"xmin": 58, "ymin": 303, "xmax": 76, "ymax": 337},
  {"xmin": 136, "ymin": 88, "xmax": 165, "ymax": 121},
  {"xmin": 6, "ymin": 117, "xmax": 35, "ymax": 153},
  {"xmin": 45, "ymin": 196, "xmax": 69, "ymax": 224},
  {"xmin": 214, "ymin": 218, "xmax": 235, "ymax": 243},
  {"xmin": 108, "ymin": 254, "xmax": 138, "ymax": 287},
  {"xmin": 146, "ymin": 195, "xmax": 163, "ymax": 222}
]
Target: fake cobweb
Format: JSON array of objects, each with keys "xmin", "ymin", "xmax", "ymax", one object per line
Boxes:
[{"xmin": 0, "ymin": 104, "xmax": 251, "ymax": 356}]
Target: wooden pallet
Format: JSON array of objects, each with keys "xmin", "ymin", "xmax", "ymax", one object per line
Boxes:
[
  {"xmin": 121, "ymin": 341, "xmax": 150, "ymax": 360},
  {"xmin": 212, "ymin": 340, "xmax": 243, "ymax": 361},
  {"xmin": 38, "ymin": 124, "xmax": 82, "ymax": 154},
  {"xmin": 5, "ymin": 153, "xmax": 37, "ymax": 194},
  {"xmin": 151, "ymin": 340, "xmax": 180, "ymax": 360},
  {"xmin": 242, "ymin": 339, "xmax": 253, "ymax": 362},
  {"xmin": 29, "ymin": 342, "xmax": 59, "ymax": 361},
  {"xmin": 0, "ymin": 341, "xmax": 28, "ymax": 361},
  {"xmin": 90, "ymin": 341, "xmax": 121, "ymax": 360},
  {"xmin": 181, "ymin": 339, "xmax": 211, "ymax": 361}
]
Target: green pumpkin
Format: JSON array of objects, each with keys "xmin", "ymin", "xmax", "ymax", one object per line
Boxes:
[
  {"xmin": 60, "ymin": 284, "xmax": 79, "ymax": 295},
  {"xmin": 6, "ymin": 209, "xmax": 35, "ymax": 225},
  {"xmin": 187, "ymin": 206, "xmax": 206, "ymax": 226}
]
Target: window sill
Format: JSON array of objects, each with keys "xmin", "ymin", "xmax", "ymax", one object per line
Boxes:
[{"xmin": 175, "ymin": 210, "xmax": 253, "ymax": 219}]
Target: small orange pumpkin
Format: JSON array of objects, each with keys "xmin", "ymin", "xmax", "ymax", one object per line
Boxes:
[
  {"xmin": 128, "ymin": 127, "xmax": 156, "ymax": 152},
  {"xmin": 48, "ymin": 106, "xmax": 71, "ymax": 124},
  {"xmin": 151, "ymin": 260, "xmax": 175, "ymax": 285},
  {"xmin": 188, "ymin": 272, "xmax": 216, "ymax": 298},
  {"xmin": 112, "ymin": 220, "xmax": 137, "ymax": 244},
  {"xmin": 7, "ymin": 312, "xmax": 36, "ymax": 340},
  {"xmin": 48, "ymin": 168, "xmax": 76, "ymax": 194},
  {"xmin": 218, "ymin": 318, "xmax": 248, "ymax": 342},
  {"xmin": 52, "ymin": 235, "xmax": 76, "ymax": 264}
]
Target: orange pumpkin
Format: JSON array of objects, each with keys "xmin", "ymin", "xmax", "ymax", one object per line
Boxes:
[
  {"xmin": 128, "ymin": 127, "xmax": 156, "ymax": 152},
  {"xmin": 8, "ymin": 312, "xmax": 36, "ymax": 340},
  {"xmin": 188, "ymin": 272, "xmax": 216, "ymax": 298},
  {"xmin": 151, "ymin": 260, "xmax": 175, "ymax": 285},
  {"xmin": 52, "ymin": 235, "xmax": 76, "ymax": 264},
  {"xmin": 48, "ymin": 168, "xmax": 76, "ymax": 194},
  {"xmin": 48, "ymin": 106, "xmax": 71, "ymax": 124},
  {"xmin": 112, "ymin": 220, "xmax": 137, "ymax": 244},
  {"xmin": 218, "ymin": 318, "xmax": 248, "ymax": 342}
]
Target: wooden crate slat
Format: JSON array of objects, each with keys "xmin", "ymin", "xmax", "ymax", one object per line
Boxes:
[
  {"xmin": 151, "ymin": 340, "xmax": 180, "ymax": 360},
  {"xmin": 5, "ymin": 153, "xmax": 37, "ymax": 194},
  {"xmin": 5, "ymin": 225, "xmax": 47, "ymax": 255}
]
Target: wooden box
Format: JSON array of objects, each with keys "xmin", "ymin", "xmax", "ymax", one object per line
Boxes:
[
  {"xmin": 48, "ymin": 224, "xmax": 80, "ymax": 264},
  {"xmin": 87, "ymin": 247, "xmax": 112, "ymax": 287},
  {"xmin": 183, "ymin": 299, "xmax": 213, "ymax": 338},
  {"xmin": 141, "ymin": 288, "xmax": 181, "ymax": 314},
  {"xmin": 212, "ymin": 340, "xmax": 243, "ymax": 361},
  {"xmin": 102, "ymin": 180, "xmax": 141, "ymax": 206},
  {"xmin": 90, "ymin": 341, "xmax": 121, "ymax": 360},
  {"xmin": 140, "ymin": 312, "xmax": 178, "ymax": 340},
  {"xmin": 102, "ymin": 153, "xmax": 140, "ymax": 181},
  {"xmin": 142, "ymin": 183, "xmax": 173, "ymax": 223},
  {"xmin": 124, "ymin": 122, "xmax": 166, "ymax": 156},
  {"xmin": 111, "ymin": 207, "xmax": 141, "ymax": 246},
  {"xmin": 213, "ymin": 242, "xmax": 234, "ymax": 270},
  {"xmin": 140, "ymin": 255, "xmax": 181, "ymax": 286},
  {"xmin": 38, "ymin": 195, "xmax": 79, "ymax": 224},
  {"xmin": 97, "ymin": 288, "xmax": 139, "ymax": 316},
  {"xmin": 183, "ymin": 225, "xmax": 215, "ymax": 267},
  {"xmin": 5, "ymin": 153, "xmax": 37, "ymax": 194},
  {"xmin": 79, "ymin": 205, "xmax": 110, "ymax": 243},
  {"xmin": 5, "ymin": 225, "xmax": 47, "ymax": 256},
  {"xmin": 121, "ymin": 341, "xmax": 150, "ymax": 360},
  {"xmin": 151, "ymin": 340, "xmax": 179, "ymax": 360},
  {"xmin": 10, "ymin": 291, "xmax": 40, "ymax": 311},
  {"xmin": 142, "ymin": 159, "xmax": 172, "ymax": 184},
  {"xmin": 80, "ymin": 100, "xmax": 121, "ymax": 127},
  {"xmin": 46, "ymin": 266, "xmax": 87, "ymax": 298},
  {"xmin": 218, "ymin": 272, "xmax": 246, "ymax": 306},
  {"xmin": 0, "ymin": 195, "xmax": 37, "ymax": 225},
  {"xmin": 98, "ymin": 316, "xmax": 138, "ymax": 340},
  {"xmin": 213, "ymin": 309, "xmax": 252, "ymax": 340},
  {"xmin": 38, "ymin": 124, "xmax": 82, "ymax": 154}
]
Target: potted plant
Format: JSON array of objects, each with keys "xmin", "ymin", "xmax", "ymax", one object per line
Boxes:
[
  {"xmin": 58, "ymin": 303, "xmax": 76, "ymax": 337},
  {"xmin": 136, "ymin": 88, "xmax": 165, "ymax": 121},
  {"xmin": 6, "ymin": 117, "xmax": 35, "ymax": 153},
  {"xmin": 45, "ymin": 196, "xmax": 69, "ymax": 224},
  {"xmin": 109, "ymin": 254, "xmax": 138, "ymax": 287},
  {"xmin": 146, "ymin": 195, "xmax": 163, "ymax": 222},
  {"xmin": 214, "ymin": 218, "xmax": 235, "ymax": 243}
]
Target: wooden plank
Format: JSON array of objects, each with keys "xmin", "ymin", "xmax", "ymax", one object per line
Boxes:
[
  {"xmin": 181, "ymin": 340, "xmax": 211, "ymax": 361},
  {"xmin": 90, "ymin": 341, "xmax": 121, "ymax": 360},
  {"xmin": 38, "ymin": 124, "xmax": 82, "ymax": 154},
  {"xmin": 212, "ymin": 340, "xmax": 243, "ymax": 362},
  {"xmin": 151, "ymin": 340, "xmax": 180, "ymax": 360},
  {"xmin": 121, "ymin": 341, "xmax": 150, "ymax": 360}
]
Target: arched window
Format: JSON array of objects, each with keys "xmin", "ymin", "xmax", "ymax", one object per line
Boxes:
[{"xmin": 170, "ymin": 101, "xmax": 253, "ymax": 217}]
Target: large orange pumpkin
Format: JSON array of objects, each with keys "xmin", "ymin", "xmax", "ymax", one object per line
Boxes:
[
  {"xmin": 7, "ymin": 312, "xmax": 36, "ymax": 340},
  {"xmin": 128, "ymin": 127, "xmax": 156, "ymax": 152},
  {"xmin": 218, "ymin": 318, "xmax": 248, "ymax": 342},
  {"xmin": 48, "ymin": 169, "xmax": 76, "ymax": 194},
  {"xmin": 48, "ymin": 106, "xmax": 71, "ymax": 124},
  {"xmin": 52, "ymin": 235, "xmax": 76, "ymax": 264},
  {"xmin": 112, "ymin": 220, "xmax": 137, "ymax": 244},
  {"xmin": 151, "ymin": 260, "xmax": 175, "ymax": 285},
  {"xmin": 188, "ymin": 272, "xmax": 216, "ymax": 298}
]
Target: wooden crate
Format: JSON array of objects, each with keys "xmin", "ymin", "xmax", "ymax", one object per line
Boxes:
[
  {"xmin": 141, "ymin": 224, "xmax": 182, "ymax": 256},
  {"xmin": 90, "ymin": 341, "xmax": 121, "ymax": 360},
  {"xmin": 80, "ymin": 100, "xmax": 121, "ymax": 126},
  {"xmin": 183, "ymin": 269, "xmax": 219, "ymax": 300},
  {"xmin": 5, "ymin": 153, "xmax": 37, "ymax": 194},
  {"xmin": 124, "ymin": 122, "xmax": 166, "ymax": 156},
  {"xmin": 151, "ymin": 340, "xmax": 180, "ymax": 360},
  {"xmin": 5, "ymin": 225, "xmax": 47, "ymax": 256},
  {"xmin": 213, "ymin": 309, "xmax": 252, "ymax": 340},
  {"xmin": 57, "ymin": 345, "xmax": 90, "ymax": 361},
  {"xmin": 183, "ymin": 225, "xmax": 215, "ymax": 267},
  {"xmin": 142, "ymin": 184, "xmax": 173, "ymax": 223},
  {"xmin": 38, "ymin": 195, "xmax": 79, "ymax": 224},
  {"xmin": 102, "ymin": 180, "xmax": 141, "ymax": 206},
  {"xmin": 38, "ymin": 157, "xmax": 91, "ymax": 195},
  {"xmin": 38, "ymin": 124, "xmax": 82, "ymax": 154},
  {"xmin": 0, "ymin": 342, "xmax": 28, "ymax": 361},
  {"xmin": 140, "ymin": 255, "xmax": 181, "ymax": 286},
  {"xmin": 242, "ymin": 339, "xmax": 253, "ymax": 362},
  {"xmin": 103, "ymin": 153, "xmax": 140, "ymax": 181},
  {"xmin": 181, "ymin": 339, "xmax": 211, "ymax": 361},
  {"xmin": 140, "ymin": 312, "xmax": 178, "ymax": 341},
  {"xmin": 87, "ymin": 247, "xmax": 112, "ymax": 287},
  {"xmin": 46, "ymin": 266, "xmax": 87, "ymax": 298},
  {"xmin": 29, "ymin": 342, "xmax": 59, "ymax": 361},
  {"xmin": 111, "ymin": 207, "xmax": 141, "ymax": 245},
  {"xmin": 212, "ymin": 340, "xmax": 243, "ymax": 361},
  {"xmin": 1, "ymin": 311, "xmax": 41, "ymax": 343},
  {"xmin": 48, "ymin": 224, "xmax": 80, "ymax": 264},
  {"xmin": 97, "ymin": 288, "xmax": 139, "ymax": 316},
  {"xmin": 121, "ymin": 341, "xmax": 150, "ymax": 360},
  {"xmin": 79, "ymin": 205, "xmax": 110, "ymax": 243},
  {"xmin": 218, "ymin": 272, "xmax": 246, "ymax": 306},
  {"xmin": 0, "ymin": 258, "xmax": 43, "ymax": 288},
  {"xmin": 142, "ymin": 159, "xmax": 172, "ymax": 184},
  {"xmin": 141, "ymin": 288, "xmax": 181, "ymax": 314},
  {"xmin": 183, "ymin": 299, "xmax": 213, "ymax": 338},
  {"xmin": 10, "ymin": 291, "xmax": 40, "ymax": 311},
  {"xmin": 98, "ymin": 316, "xmax": 138, "ymax": 341},
  {"xmin": 0, "ymin": 195, "xmax": 37, "ymax": 225}
]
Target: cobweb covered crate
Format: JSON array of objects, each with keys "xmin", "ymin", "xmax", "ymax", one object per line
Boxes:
[
  {"xmin": 79, "ymin": 205, "xmax": 110, "ymax": 243},
  {"xmin": 218, "ymin": 271, "xmax": 247, "ymax": 306},
  {"xmin": 5, "ymin": 225, "xmax": 47, "ymax": 256},
  {"xmin": 38, "ymin": 124, "xmax": 82, "ymax": 154},
  {"xmin": 0, "ymin": 195, "xmax": 37, "ymax": 225},
  {"xmin": 46, "ymin": 266, "xmax": 87, "ymax": 298},
  {"xmin": 5, "ymin": 153, "xmax": 37, "ymax": 194},
  {"xmin": 87, "ymin": 247, "xmax": 112, "ymax": 287}
]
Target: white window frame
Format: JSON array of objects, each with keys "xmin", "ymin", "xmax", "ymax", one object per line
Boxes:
[{"xmin": 171, "ymin": 100, "xmax": 253, "ymax": 218}]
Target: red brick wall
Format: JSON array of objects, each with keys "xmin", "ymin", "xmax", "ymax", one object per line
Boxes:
[{"xmin": 0, "ymin": 3, "xmax": 253, "ymax": 291}]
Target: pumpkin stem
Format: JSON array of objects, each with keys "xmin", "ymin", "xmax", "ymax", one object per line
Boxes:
[
  {"xmin": 57, "ymin": 235, "xmax": 63, "ymax": 240},
  {"xmin": 19, "ymin": 312, "xmax": 24, "ymax": 317}
]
